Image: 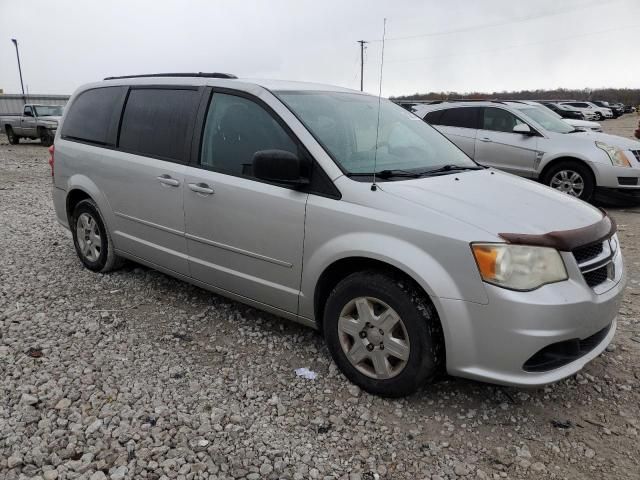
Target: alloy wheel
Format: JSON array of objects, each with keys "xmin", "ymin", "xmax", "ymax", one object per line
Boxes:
[
  {"xmin": 76, "ymin": 212, "xmax": 102, "ymax": 262},
  {"xmin": 550, "ymin": 170, "xmax": 585, "ymax": 197},
  {"xmin": 337, "ymin": 296, "xmax": 410, "ymax": 379}
]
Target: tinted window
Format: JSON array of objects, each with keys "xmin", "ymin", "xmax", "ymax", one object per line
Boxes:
[
  {"xmin": 200, "ymin": 93, "xmax": 297, "ymax": 177},
  {"xmin": 119, "ymin": 88, "xmax": 199, "ymax": 162},
  {"xmin": 62, "ymin": 87, "xmax": 124, "ymax": 145},
  {"xmin": 438, "ymin": 107, "xmax": 479, "ymax": 129},
  {"xmin": 423, "ymin": 110, "xmax": 443, "ymax": 124},
  {"xmin": 482, "ymin": 107, "xmax": 525, "ymax": 133},
  {"xmin": 24, "ymin": 106, "xmax": 32, "ymax": 116}
]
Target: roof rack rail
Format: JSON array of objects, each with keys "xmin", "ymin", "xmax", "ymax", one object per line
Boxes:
[{"xmin": 103, "ymin": 72, "xmax": 238, "ymax": 80}]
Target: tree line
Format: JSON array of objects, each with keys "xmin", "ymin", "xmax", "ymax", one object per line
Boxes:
[{"xmin": 392, "ymin": 88, "xmax": 640, "ymax": 106}]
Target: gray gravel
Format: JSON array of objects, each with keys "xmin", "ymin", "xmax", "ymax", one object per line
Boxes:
[{"xmin": 1, "ymin": 117, "xmax": 639, "ymax": 480}]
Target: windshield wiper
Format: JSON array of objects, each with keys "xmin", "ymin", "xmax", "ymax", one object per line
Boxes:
[
  {"xmin": 376, "ymin": 169, "xmax": 424, "ymax": 178},
  {"xmin": 346, "ymin": 169, "xmax": 423, "ymax": 179},
  {"xmin": 420, "ymin": 164, "xmax": 484, "ymax": 176}
]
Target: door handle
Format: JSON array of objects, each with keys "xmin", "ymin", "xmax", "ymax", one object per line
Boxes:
[
  {"xmin": 188, "ymin": 183, "xmax": 215, "ymax": 195},
  {"xmin": 480, "ymin": 137, "xmax": 492, "ymax": 143},
  {"xmin": 157, "ymin": 174, "xmax": 180, "ymax": 187}
]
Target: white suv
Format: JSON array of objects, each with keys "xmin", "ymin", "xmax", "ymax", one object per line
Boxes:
[{"xmin": 413, "ymin": 101, "xmax": 640, "ymax": 203}]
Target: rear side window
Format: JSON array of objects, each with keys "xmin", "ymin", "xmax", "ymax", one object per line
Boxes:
[
  {"xmin": 62, "ymin": 87, "xmax": 125, "ymax": 145},
  {"xmin": 119, "ymin": 88, "xmax": 200, "ymax": 162},
  {"xmin": 200, "ymin": 93, "xmax": 297, "ymax": 177},
  {"xmin": 438, "ymin": 107, "xmax": 480, "ymax": 129},
  {"xmin": 423, "ymin": 110, "xmax": 443, "ymax": 124}
]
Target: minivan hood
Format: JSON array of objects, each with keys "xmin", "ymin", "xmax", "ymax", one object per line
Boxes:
[{"xmin": 380, "ymin": 169, "xmax": 604, "ymax": 238}]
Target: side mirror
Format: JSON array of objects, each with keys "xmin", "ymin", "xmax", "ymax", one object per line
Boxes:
[
  {"xmin": 253, "ymin": 149, "xmax": 310, "ymax": 186},
  {"xmin": 513, "ymin": 123, "xmax": 533, "ymax": 135}
]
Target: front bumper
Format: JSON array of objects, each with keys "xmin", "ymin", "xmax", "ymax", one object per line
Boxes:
[
  {"xmin": 589, "ymin": 155, "xmax": 640, "ymax": 189},
  {"xmin": 436, "ymin": 249, "xmax": 624, "ymax": 387}
]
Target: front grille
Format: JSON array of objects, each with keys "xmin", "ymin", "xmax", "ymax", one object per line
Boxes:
[
  {"xmin": 573, "ymin": 243, "xmax": 603, "ymax": 264},
  {"xmin": 583, "ymin": 265, "xmax": 609, "ymax": 288},
  {"xmin": 523, "ymin": 323, "xmax": 611, "ymax": 372},
  {"xmin": 572, "ymin": 238, "xmax": 615, "ymax": 290},
  {"xmin": 630, "ymin": 150, "xmax": 640, "ymax": 162}
]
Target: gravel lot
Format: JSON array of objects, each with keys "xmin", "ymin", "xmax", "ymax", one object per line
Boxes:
[{"xmin": 1, "ymin": 114, "xmax": 639, "ymax": 480}]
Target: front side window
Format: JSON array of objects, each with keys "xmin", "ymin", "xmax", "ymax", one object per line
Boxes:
[
  {"xmin": 200, "ymin": 93, "xmax": 297, "ymax": 177},
  {"xmin": 276, "ymin": 91, "xmax": 475, "ymax": 175},
  {"xmin": 481, "ymin": 107, "xmax": 525, "ymax": 133},
  {"xmin": 119, "ymin": 88, "xmax": 199, "ymax": 162},
  {"xmin": 24, "ymin": 106, "xmax": 33, "ymax": 116},
  {"xmin": 62, "ymin": 87, "xmax": 125, "ymax": 145}
]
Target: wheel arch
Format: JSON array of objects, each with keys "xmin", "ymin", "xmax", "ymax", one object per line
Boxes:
[
  {"xmin": 539, "ymin": 156, "xmax": 596, "ymax": 184},
  {"xmin": 313, "ymin": 256, "xmax": 441, "ymax": 325},
  {"xmin": 312, "ymin": 255, "xmax": 448, "ymax": 369},
  {"xmin": 64, "ymin": 175, "xmax": 115, "ymax": 234}
]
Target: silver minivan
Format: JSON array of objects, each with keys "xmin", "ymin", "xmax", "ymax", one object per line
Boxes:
[{"xmin": 51, "ymin": 74, "xmax": 625, "ymax": 397}]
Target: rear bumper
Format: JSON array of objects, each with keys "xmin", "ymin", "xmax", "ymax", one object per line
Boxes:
[
  {"xmin": 52, "ymin": 185, "xmax": 69, "ymax": 229},
  {"xmin": 436, "ymin": 250, "xmax": 625, "ymax": 387}
]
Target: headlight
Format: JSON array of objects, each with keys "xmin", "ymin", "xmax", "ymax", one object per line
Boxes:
[
  {"xmin": 471, "ymin": 244, "xmax": 568, "ymax": 291},
  {"xmin": 595, "ymin": 141, "xmax": 631, "ymax": 167}
]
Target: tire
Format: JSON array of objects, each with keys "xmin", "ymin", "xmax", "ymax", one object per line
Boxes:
[
  {"xmin": 323, "ymin": 270, "xmax": 444, "ymax": 397},
  {"xmin": 39, "ymin": 128, "xmax": 53, "ymax": 147},
  {"xmin": 71, "ymin": 199, "xmax": 123, "ymax": 273},
  {"xmin": 5, "ymin": 126, "xmax": 19, "ymax": 145},
  {"xmin": 542, "ymin": 160, "xmax": 595, "ymax": 202},
  {"xmin": 596, "ymin": 112, "xmax": 604, "ymax": 121}
]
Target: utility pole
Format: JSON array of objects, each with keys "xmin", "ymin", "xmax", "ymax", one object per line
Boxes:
[
  {"xmin": 11, "ymin": 38, "xmax": 26, "ymax": 103},
  {"xmin": 357, "ymin": 40, "xmax": 368, "ymax": 91}
]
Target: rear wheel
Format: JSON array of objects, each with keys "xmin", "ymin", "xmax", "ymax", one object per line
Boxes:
[
  {"xmin": 542, "ymin": 160, "xmax": 595, "ymax": 202},
  {"xmin": 5, "ymin": 127, "xmax": 19, "ymax": 144},
  {"xmin": 71, "ymin": 199, "xmax": 123, "ymax": 272},
  {"xmin": 323, "ymin": 270, "xmax": 444, "ymax": 397}
]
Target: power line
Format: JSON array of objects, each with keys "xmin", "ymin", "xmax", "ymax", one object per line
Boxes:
[
  {"xmin": 385, "ymin": 24, "xmax": 635, "ymax": 64},
  {"xmin": 367, "ymin": 0, "xmax": 620, "ymax": 43}
]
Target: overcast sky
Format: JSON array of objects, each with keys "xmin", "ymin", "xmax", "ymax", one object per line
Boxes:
[{"xmin": 0, "ymin": 0, "xmax": 637, "ymax": 97}]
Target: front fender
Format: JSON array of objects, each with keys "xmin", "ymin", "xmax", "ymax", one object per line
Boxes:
[
  {"xmin": 299, "ymin": 231, "xmax": 488, "ymax": 321},
  {"xmin": 538, "ymin": 149, "xmax": 608, "ymax": 175}
]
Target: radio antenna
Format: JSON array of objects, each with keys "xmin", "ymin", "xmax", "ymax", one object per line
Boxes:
[{"xmin": 371, "ymin": 18, "xmax": 387, "ymax": 192}]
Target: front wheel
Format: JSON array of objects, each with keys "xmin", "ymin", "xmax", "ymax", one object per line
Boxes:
[
  {"xmin": 5, "ymin": 127, "xmax": 19, "ymax": 145},
  {"xmin": 323, "ymin": 270, "xmax": 444, "ymax": 397},
  {"xmin": 542, "ymin": 161, "xmax": 595, "ymax": 202}
]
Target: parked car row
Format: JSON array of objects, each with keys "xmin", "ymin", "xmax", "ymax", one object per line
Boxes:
[
  {"xmin": 408, "ymin": 99, "xmax": 640, "ymax": 204},
  {"xmin": 48, "ymin": 74, "xmax": 627, "ymax": 396}
]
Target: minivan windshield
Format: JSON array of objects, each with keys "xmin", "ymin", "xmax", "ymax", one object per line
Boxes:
[
  {"xmin": 33, "ymin": 105, "xmax": 63, "ymax": 117},
  {"xmin": 276, "ymin": 91, "xmax": 476, "ymax": 175},
  {"xmin": 517, "ymin": 107, "xmax": 574, "ymax": 134}
]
